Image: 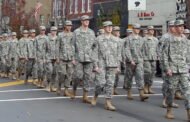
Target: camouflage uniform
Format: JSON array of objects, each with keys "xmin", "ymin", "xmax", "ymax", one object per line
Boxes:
[
  {"xmin": 2, "ymin": 39, "xmax": 11, "ymax": 75},
  {"xmin": 95, "ymin": 34, "xmax": 121, "ymax": 98},
  {"xmin": 17, "ymin": 37, "xmax": 28, "ymax": 76},
  {"xmin": 123, "ymin": 35, "xmax": 144, "ymax": 90},
  {"xmin": 142, "ymin": 36, "xmax": 158, "ymax": 86},
  {"xmin": 35, "ymin": 35, "xmax": 48, "ymax": 80},
  {"xmin": 25, "ymin": 37, "xmax": 36, "ymax": 80},
  {"xmin": 57, "ymin": 32, "xmax": 75, "ymax": 88},
  {"xmin": 162, "ymin": 34, "xmax": 190, "ymax": 109},
  {"xmin": 8, "ymin": 37, "xmax": 18, "ymax": 76},
  {"xmin": 45, "ymin": 34, "xmax": 58, "ymax": 84},
  {"xmin": 72, "ymin": 27, "xmax": 96, "ymax": 92}
]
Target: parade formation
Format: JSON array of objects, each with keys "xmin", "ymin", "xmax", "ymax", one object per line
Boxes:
[{"xmin": 0, "ymin": 14, "xmax": 190, "ymax": 121}]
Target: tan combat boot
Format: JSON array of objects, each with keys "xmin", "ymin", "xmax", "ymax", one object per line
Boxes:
[
  {"xmin": 187, "ymin": 109, "xmax": 190, "ymax": 121},
  {"xmin": 56, "ymin": 87, "xmax": 62, "ymax": 96},
  {"xmin": 165, "ymin": 108, "xmax": 175, "ymax": 119},
  {"xmin": 175, "ymin": 91, "xmax": 184, "ymax": 100},
  {"xmin": 144, "ymin": 83, "xmax": 149, "ymax": 94},
  {"xmin": 105, "ymin": 98, "xmax": 116, "ymax": 111},
  {"xmin": 139, "ymin": 89, "xmax": 149, "ymax": 101},
  {"xmin": 82, "ymin": 91, "xmax": 91, "ymax": 103},
  {"xmin": 45, "ymin": 83, "xmax": 52, "ymax": 92},
  {"xmin": 162, "ymin": 98, "xmax": 167, "ymax": 108},
  {"xmin": 64, "ymin": 88, "xmax": 75, "ymax": 99},
  {"xmin": 12, "ymin": 74, "xmax": 16, "ymax": 80},
  {"xmin": 172, "ymin": 103, "xmax": 179, "ymax": 108},
  {"xmin": 113, "ymin": 88, "xmax": 119, "ymax": 95},
  {"xmin": 51, "ymin": 84, "xmax": 57, "ymax": 92},
  {"xmin": 91, "ymin": 94, "xmax": 98, "ymax": 106},
  {"xmin": 127, "ymin": 88, "xmax": 133, "ymax": 100},
  {"xmin": 148, "ymin": 85, "xmax": 155, "ymax": 94}
]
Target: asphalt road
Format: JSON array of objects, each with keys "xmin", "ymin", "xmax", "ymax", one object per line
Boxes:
[{"xmin": 0, "ymin": 76, "xmax": 188, "ymax": 122}]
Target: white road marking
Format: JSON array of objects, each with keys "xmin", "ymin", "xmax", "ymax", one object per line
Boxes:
[
  {"xmin": 0, "ymin": 94, "xmax": 162, "ymax": 102},
  {"xmin": 0, "ymin": 86, "xmax": 162, "ymax": 93}
]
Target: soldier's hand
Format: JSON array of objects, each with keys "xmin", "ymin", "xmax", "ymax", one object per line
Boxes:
[
  {"xmin": 167, "ymin": 70, "xmax": 172, "ymax": 76},
  {"xmin": 56, "ymin": 59, "xmax": 60, "ymax": 64},
  {"xmin": 94, "ymin": 67, "xmax": 100, "ymax": 72},
  {"xmin": 116, "ymin": 68, "xmax": 121, "ymax": 73},
  {"xmin": 131, "ymin": 61, "xmax": 136, "ymax": 66},
  {"xmin": 72, "ymin": 60, "xmax": 77, "ymax": 65}
]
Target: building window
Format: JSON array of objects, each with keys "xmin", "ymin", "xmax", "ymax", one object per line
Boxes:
[
  {"xmin": 82, "ymin": 0, "xmax": 86, "ymax": 13},
  {"xmin": 75, "ymin": 0, "xmax": 78, "ymax": 14},
  {"xmin": 87, "ymin": 0, "xmax": 91, "ymax": 12},
  {"xmin": 70, "ymin": 0, "xmax": 73, "ymax": 14}
]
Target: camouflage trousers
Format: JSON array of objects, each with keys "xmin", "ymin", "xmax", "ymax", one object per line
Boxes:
[
  {"xmin": 35, "ymin": 60, "xmax": 46, "ymax": 80},
  {"xmin": 124, "ymin": 63, "xmax": 144, "ymax": 90},
  {"xmin": 95, "ymin": 67, "xmax": 116, "ymax": 98},
  {"xmin": 57, "ymin": 60, "xmax": 74, "ymax": 88},
  {"xmin": 45, "ymin": 59, "xmax": 57, "ymax": 84},
  {"xmin": 10, "ymin": 58, "xmax": 18, "ymax": 75},
  {"xmin": 25, "ymin": 60, "xmax": 35, "ymax": 80},
  {"xmin": 72, "ymin": 62, "xmax": 93, "ymax": 92},
  {"xmin": 18, "ymin": 60, "xmax": 26, "ymax": 75},
  {"xmin": 165, "ymin": 73, "xmax": 190, "ymax": 109},
  {"xmin": 114, "ymin": 73, "xmax": 119, "ymax": 88},
  {"xmin": 144, "ymin": 61, "xmax": 156, "ymax": 86}
]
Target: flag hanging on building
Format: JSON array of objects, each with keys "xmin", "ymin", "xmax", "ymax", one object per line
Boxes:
[{"xmin": 34, "ymin": 1, "xmax": 43, "ymax": 19}]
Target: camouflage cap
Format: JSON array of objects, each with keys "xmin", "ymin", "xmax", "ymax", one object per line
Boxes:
[
  {"xmin": 147, "ymin": 26, "xmax": 154, "ymax": 30},
  {"xmin": 133, "ymin": 23, "xmax": 141, "ymax": 29},
  {"xmin": 113, "ymin": 26, "xmax": 120, "ymax": 31},
  {"xmin": 175, "ymin": 20, "xmax": 184, "ymax": 26},
  {"xmin": 65, "ymin": 20, "xmax": 72, "ymax": 26},
  {"xmin": 103, "ymin": 21, "xmax": 113, "ymax": 27},
  {"xmin": 143, "ymin": 29, "xmax": 148, "ymax": 34},
  {"xmin": 126, "ymin": 28, "xmax": 133, "ymax": 33},
  {"xmin": 12, "ymin": 32, "xmax": 17, "ymax": 36},
  {"xmin": 98, "ymin": 29, "xmax": 105, "ymax": 34},
  {"xmin": 80, "ymin": 15, "xmax": 90, "ymax": 21},
  {"xmin": 23, "ymin": 30, "xmax": 28, "ymax": 34},
  {"xmin": 168, "ymin": 20, "xmax": 175, "ymax": 26},
  {"xmin": 50, "ymin": 26, "xmax": 58, "ymax": 31},
  {"xmin": 29, "ymin": 29, "xmax": 36, "ymax": 33},
  {"xmin": 39, "ymin": 26, "xmax": 46, "ymax": 30},
  {"xmin": 3, "ymin": 33, "xmax": 8, "ymax": 37},
  {"xmin": 184, "ymin": 29, "xmax": 190, "ymax": 34}
]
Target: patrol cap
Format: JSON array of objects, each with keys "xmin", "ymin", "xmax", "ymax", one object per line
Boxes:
[
  {"xmin": 80, "ymin": 15, "xmax": 90, "ymax": 21},
  {"xmin": 29, "ymin": 29, "xmax": 36, "ymax": 33},
  {"xmin": 11, "ymin": 32, "xmax": 17, "ymax": 36},
  {"xmin": 168, "ymin": 20, "xmax": 175, "ymax": 26},
  {"xmin": 65, "ymin": 20, "xmax": 72, "ymax": 26},
  {"xmin": 3, "ymin": 33, "xmax": 8, "ymax": 37},
  {"xmin": 126, "ymin": 28, "xmax": 133, "ymax": 33},
  {"xmin": 147, "ymin": 26, "xmax": 154, "ymax": 30},
  {"xmin": 175, "ymin": 20, "xmax": 184, "ymax": 26},
  {"xmin": 113, "ymin": 26, "xmax": 120, "ymax": 31},
  {"xmin": 183, "ymin": 29, "xmax": 190, "ymax": 34},
  {"xmin": 98, "ymin": 29, "xmax": 105, "ymax": 34},
  {"xmin": 133, "ymin": 23, "xmax": 141, "ymax": 29},
  {"xmin": 103, "ymin": 21, "xmax": 113, "ymax": 27},
  {"xmin": 143, "ymin": 29, "xmax": 148, "ymax": 34},
  {"xmin": 50, "ymin": 26, "xmax": 58, "ymax": 31},
  {"xmin": 39, "ymin": 26, "xmax": 46, "ymax": 31},
  {"xmin": 23, "ymin": 30, "xmax": 28, "ymax": 34}
]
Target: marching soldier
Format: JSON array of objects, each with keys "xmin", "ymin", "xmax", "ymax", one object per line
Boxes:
[
  {"xmin": 45, "ymin": 26, "xmax": 58, "ymax": 92},
  {"xmin": 56, "ymin": 20, "xmax": 75, "ymax": 98},
  {"xmin": 35, "ymin": 26, "xmax": 48, "ymax": 88},
  {"xmin": 25, "ymin": 29, "xmax": 37, "ymax": 84},
  {"xmin": 8, "ymin": 32, "xmax": 18, "ymax": 80},
  {"xmin": 17, "ymin": 30, "xmax": 29, "ymax": 80},
  {"xmin": 143, "ymin": 26, "xmax": 159, "ymax": 94},
  {"xmin": 112, "ymin": 26, "xmax": 124, "ymax": 95},
  {"xmin": 71, "ymin": 15, "xmax": 96, "ymax": 103},
  {"xmin": 183, "ymin": 29, "xmax": 190, "ymax": 38},
  {"xmin": 162, "ymin": 20, "xmax": 190, "ymax": 121},
  {"xmin": 91, "ymin": 21, "xmax": 121, "ymax": 111},
  {"xmin": 122, "ymin": 23, "xmax": 149, "ymax": 101}
]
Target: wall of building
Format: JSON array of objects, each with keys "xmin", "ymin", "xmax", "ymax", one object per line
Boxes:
[{"xmin": 129, "ymin": 0, "xmax": 176, "ymax": 35}]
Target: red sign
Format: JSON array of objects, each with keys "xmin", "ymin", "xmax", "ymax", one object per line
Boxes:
[{"xmin": 137, "ymin": 12, "xmax": 155, "ymax": 17}]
